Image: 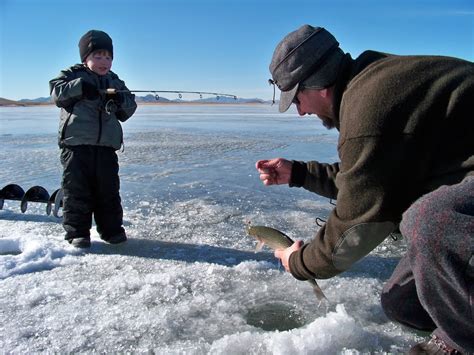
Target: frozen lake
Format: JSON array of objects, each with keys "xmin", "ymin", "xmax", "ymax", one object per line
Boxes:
[{"xmin": 0, "ymin": 104, "xmax": 421, "ymax": 353}]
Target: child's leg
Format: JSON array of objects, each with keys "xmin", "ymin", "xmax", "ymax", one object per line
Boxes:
[
  {"xmin": 60, "ymin": 147, "xmax": 94, "ymax": 241},
  {"xmin": 93, "ymin": 147, "xmax": 125, "ymax": 240}
]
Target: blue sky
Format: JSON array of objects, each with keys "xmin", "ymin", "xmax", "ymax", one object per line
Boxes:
[{"xmin": 1, "ymin": 0, "xmax": 473, "ymax": 100}]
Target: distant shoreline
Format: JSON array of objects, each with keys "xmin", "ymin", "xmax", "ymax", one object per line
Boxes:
[{"xmin": 0, "ymin": 97, "xmax": 271, "ymax": 107}]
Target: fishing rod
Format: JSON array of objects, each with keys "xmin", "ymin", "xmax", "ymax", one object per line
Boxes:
[
  {"xmin": 99, "ymin": 89, "xmax": 238, "ymax": 114},
  {"xmin": 100, "ymin": 89, "xmax": 238, "ymax": 100}
]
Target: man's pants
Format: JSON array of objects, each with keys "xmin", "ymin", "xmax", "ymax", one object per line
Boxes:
[
  {"xmin": 60, "ymin": 146, "xmax": 125, "ymax": 241},
  {"xmin": 381, "ymin": 176, "xmax": 474, "ymax": 352}
]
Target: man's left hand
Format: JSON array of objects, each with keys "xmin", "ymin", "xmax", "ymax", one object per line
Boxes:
[{"xmin": 274, "ymin": 240, "xmax": 303, "ymax": 272}]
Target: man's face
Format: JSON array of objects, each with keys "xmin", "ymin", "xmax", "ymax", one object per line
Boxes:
[
  {"xmin": 294, "ymin": 88, "xmax": 336, "ymax": 129},
  {"xmin": 85, "ymin": 50, "xmax": 113, "ymax": 76}
]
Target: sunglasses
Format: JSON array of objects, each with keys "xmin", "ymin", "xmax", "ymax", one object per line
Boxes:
[{"xmin": 292, "ymin": 86, "xmax": 304, "ymax": 105}]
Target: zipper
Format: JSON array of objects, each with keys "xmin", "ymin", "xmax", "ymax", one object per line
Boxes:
[
  {"xmin": 96, "ymin": 76, "xmax": 105, "ymax": 144},
  {"xmin": 97, "ymin": 110, "xmax": 103, "ymax": 144}
]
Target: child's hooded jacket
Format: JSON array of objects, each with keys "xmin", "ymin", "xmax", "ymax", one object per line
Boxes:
[{"xmin": 50, "ymin": 64, "xmax": 137, "ymax": 150}]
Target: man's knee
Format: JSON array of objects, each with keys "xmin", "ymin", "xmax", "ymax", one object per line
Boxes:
[
  {"xmin": 400, "ymin": 190, "xmax": 445, "ymax": 242},
  {"xmin": 401, "ymin": 180, "xmax": 474, "ymax": 249},
  {"xmin": 400, "ymin": 181, "xmax": 468, "ymax": 235}
]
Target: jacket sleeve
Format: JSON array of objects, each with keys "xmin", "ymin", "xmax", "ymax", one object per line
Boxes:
[
  {"xmin": 290, "ymin": 160, "xmax": 340, "ymax": 199},
  {"xmin": 111, "ymin": 74, "xmax": 137, "ymax": 122},
  {"xmin": 49, "ymin": 68, "xmax": 84, "ymax": 108},
  {"xmin": 289, "ymin": 134, "xmax": 414, "ymax": 280},
  {"xmin": 116, "ymin": 87, "xmax": 137, "ymax": 122}
]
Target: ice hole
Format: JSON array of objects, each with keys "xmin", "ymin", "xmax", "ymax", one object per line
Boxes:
[{"xmin": 245, "ymin": 301, "xmax": 307, "ymax": 331}]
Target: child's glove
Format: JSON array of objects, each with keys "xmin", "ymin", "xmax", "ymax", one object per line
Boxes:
[
  {"xmin": 105, "ymin": 90, "xmax": 124, "ymax": 105},
  {"xmin": 82, "ymin": 81, "xmax": 99, "ymax": 100},
  {"xmin": 115, "ymin": 92, "xmax": 125, "ymax": 104}
]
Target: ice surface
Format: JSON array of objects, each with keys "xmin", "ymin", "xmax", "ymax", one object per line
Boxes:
[{"xmin": 0, "ymin": 105, "xmax": 420, "ymax": 353}]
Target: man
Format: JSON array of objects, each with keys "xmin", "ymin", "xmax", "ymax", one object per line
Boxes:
[{"xmin": 257, "ymin": 25, "xmax": 473, "ymax": 354}]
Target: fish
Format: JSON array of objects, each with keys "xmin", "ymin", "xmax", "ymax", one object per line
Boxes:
[{"xmin": 246, "ymin": 223, "xmax": 328, "ymax": 301}]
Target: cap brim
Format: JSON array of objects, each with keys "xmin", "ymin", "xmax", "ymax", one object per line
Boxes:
[{"xmin": 278, "ymin": 83, "xmax": 299, "ymax": 113}]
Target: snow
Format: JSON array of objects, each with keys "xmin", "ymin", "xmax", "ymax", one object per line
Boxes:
[{"xmin": 0, "ymin": 105, "xmax": 423, "ymax": 353}]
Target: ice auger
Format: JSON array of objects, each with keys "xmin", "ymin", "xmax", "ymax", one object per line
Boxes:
[{"xmin": 0, "ymin": 184, "xmax": 63, "ymax": 217}]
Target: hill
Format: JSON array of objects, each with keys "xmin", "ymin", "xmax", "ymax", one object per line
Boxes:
[
  {"xmin": 18, "ymin": 97, "xmax": 52, "ymax": 104},
  {"xmin": 0, "ymin": 97, "xmax": 51, "ymax": 106},
  {"xmin": 0, "ymin": 97, "xmax": 27, "ymax": 106}
]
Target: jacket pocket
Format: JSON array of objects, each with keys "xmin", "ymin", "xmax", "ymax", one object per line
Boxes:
[{"xmin": 59, "ymin": 111, "xmax": 73, "ymax": 146}]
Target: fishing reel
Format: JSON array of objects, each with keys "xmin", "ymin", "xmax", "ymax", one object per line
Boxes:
[
  {"xmin": 100, "ymin": 88, "xmax": 121, "ymax": 115},
  {"xmin": 104, "ymin": 98, "xmax": 118, "ymax": 115}
]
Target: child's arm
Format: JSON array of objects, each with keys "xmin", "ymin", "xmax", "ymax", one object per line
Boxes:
[
  {"xmin": 49, "ymin": 67, "xmax": 97, "ymax": 108},
  {"xmin": 113, "ymin": 80, "xmax": 137, "ymax": 122}
]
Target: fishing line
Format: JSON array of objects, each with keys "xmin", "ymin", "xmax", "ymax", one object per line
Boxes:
[{"xmin": 101, "ymin": 89, "xmax": 238, "ymax": 101}]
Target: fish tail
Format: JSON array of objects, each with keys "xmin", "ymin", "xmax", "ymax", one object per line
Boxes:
[{"xmin": 308, "ymin": 279, "xmax": 328, "ymax": 301}]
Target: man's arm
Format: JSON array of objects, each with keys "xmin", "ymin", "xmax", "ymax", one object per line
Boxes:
[{"xmin": 291, "ymin": 160, "xmax": 340, "ymax": 199}]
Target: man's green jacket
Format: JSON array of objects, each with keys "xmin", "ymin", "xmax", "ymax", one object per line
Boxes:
[{"xmin": 289, "ymin": 51, "xmax": 474, "ymax": 280}]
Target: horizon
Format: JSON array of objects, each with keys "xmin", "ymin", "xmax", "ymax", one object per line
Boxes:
[{"xmin": 1, "ymin": 0, "xmax": 473, "ymax": 101}]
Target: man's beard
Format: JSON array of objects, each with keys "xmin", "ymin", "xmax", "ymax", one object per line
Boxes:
[{"xmin": 319, "ymin": 115, "xmax": 336, "ymax": 129}]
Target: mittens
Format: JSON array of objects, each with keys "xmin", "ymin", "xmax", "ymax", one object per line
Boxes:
[
  {"xmin": 82, "ymin": 81, "xmax": 99, "ymax": 100},
  {"xmin": 105, "ymin": 91, "xmax": 124, "ymax": 104}
]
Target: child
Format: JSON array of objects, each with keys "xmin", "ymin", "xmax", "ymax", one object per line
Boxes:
[{"xmin": 49, "ymin": 30, "xmax": 137, "ymax": 248}]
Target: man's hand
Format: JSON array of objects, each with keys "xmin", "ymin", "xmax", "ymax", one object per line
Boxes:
[
  {"xmin": 256, "ymin": 158, "xmax": 293, "ymax": 185},
  {"xmin": 274, "ymin": 240, "xmax": 303, "ymax": 272}
]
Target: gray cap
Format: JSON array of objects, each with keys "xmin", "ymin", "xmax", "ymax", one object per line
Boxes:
[{"xmin": 269, "ymin": 25, "xmax": 344, "ymax": 112}]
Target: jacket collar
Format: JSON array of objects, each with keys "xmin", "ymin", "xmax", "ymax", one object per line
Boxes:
[
  {"xmin": 331, "ymin": 51, "xmax": 391, "ymax": 130},
  {"xmin": 331, "ymin": 53, "xmax": 354, "ymax": 130}
]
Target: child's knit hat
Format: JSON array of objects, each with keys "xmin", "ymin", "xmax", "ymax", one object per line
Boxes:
[{"xmin": 79, "ymin": 30, "xmax": 113, "ymax": 63}]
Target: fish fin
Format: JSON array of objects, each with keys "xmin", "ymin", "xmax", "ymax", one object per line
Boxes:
[
  {"xmin": 308, "ymin": 279, "xmax": 328, "ymax": 302},
  {"xmin": 255, "ymin": 240, "xmax": 264, "ymax": 252},
  {"xmin": 285, "ymin": 235, "xmax": 295, "ymax": 244}
]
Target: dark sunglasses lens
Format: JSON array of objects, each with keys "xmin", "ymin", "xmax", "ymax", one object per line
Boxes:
[{"xmin": 292, "ymin": 94, "xmax": 300, "ymax": 105}]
